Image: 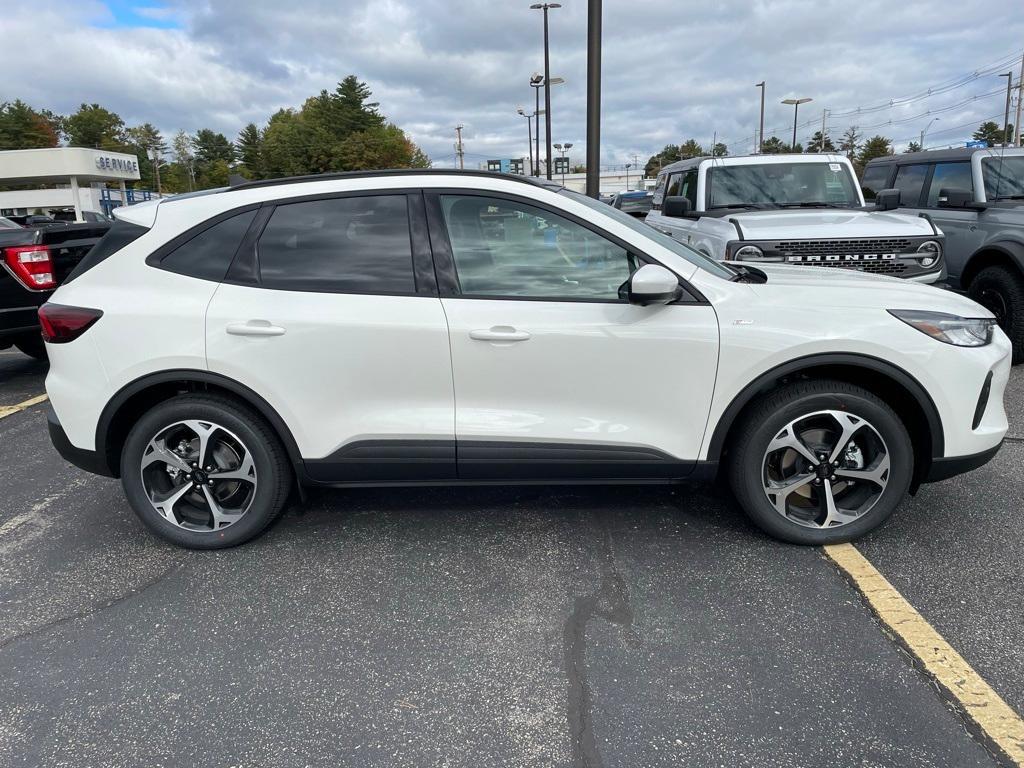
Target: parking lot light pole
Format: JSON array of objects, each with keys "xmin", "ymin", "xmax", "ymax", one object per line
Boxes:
[
  {"xmin": 530, "ymin": 74, "xmax": 544, "ymax": 175},
  {"xmin": 531, "ymin": 3, "xmax": 561, "ymax": 180},
  {"xmin": 554, "ymin": 142, "xmax": 572, "ymax": 184},
  {"xmin": 518, "ymin": 108, "xmax": 534, "ymax": 178},
  {"xmin": 1001, "ymin": 71, "xmax": 1014, "ymax": 147},
  {"xmin": 920, "ymin": 117, "xmax": 939, "ymax": 150},
  {"xmin": 782, "ymin": 97, "xmax": 812, "ymax": 152},
  {"xmin": 755, "ymin": 81, "xmax": 765, "ymax": 153},
  {"xmin": 586, "ymin": 0, "xmax": 602, "ymax": 197}
]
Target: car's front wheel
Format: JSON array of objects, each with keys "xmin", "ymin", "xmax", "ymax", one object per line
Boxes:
[
  {"xmin": 728, "ymin": 380, "xmax": 913, "ymax": 545},
  {"xmin": 120, "ymin": 394, "xmax": 291, "ymax": 549}
]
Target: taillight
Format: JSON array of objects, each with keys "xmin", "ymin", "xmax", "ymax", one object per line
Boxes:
[
  {"xmin": 4, "ymin": 245, "xmax": 56, "ymax": 290},
  {"xmin": 38, "ymin": 303, "xmax": 103, "ymax": 344}
]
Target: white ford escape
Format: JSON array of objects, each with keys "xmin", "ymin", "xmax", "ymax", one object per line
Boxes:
[{"xmin": 41, "ymin": 170, "xmax": 1010, "ymax": 549}]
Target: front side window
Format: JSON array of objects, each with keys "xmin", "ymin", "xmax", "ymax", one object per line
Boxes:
[
  {"xmin": 892, "ymin": 164, "xmax": 929, "ymax": 207},
  {"xmin": 926, "ymin": 162, "xmax": 974, "ymax": 207},
  {"xmin": 860, "ymin": 164, "xmax": 891, "ymax": 201},
  {"xmin": 706, "ymin": 162, "xmax": 860, "ymax": 208},
  {"xmin": 440, "ymin": 195, "xmax": 638, "ymax": 301},
  {"xmin": 982, "ymin": 156, "xmax": 1024, "ymax": 200},
  {"xmin": 257, "ymin": 195, "xmax": 415, "ymax": 293}
]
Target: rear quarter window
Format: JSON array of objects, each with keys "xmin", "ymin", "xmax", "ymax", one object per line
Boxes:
[
  {"xmin": 156, "ymin": 208, "xmax": 257, "ymax": 282},
  {"xmin": 64, "ymin": 220, "xmax": 148, "ymax": 284}
]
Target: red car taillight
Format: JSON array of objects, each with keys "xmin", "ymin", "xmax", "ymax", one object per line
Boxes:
[
  {"xmin": 38, "ymin": 303, "xmax": 103, "ymax": 344},
  {"xmin": 4, "ymin": 245, "xmax": 56, "ymax": 290}
]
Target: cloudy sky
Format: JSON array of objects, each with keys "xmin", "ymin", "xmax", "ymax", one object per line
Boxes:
[{"xmin": 3, "ymin": 0, "xmax": 1024, "ymax": 168}]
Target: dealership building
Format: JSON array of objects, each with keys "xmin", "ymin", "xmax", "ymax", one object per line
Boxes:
[{"xmin": 0, "ymin": 147, "xmax": 156, "ymax": 221}]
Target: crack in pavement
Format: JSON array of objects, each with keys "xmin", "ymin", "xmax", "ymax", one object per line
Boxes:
[
  {"xmin": 0, "ymin": 560, "xmax": 185, "ymax": 652},
  {"xmin": 563, "ymin": 521, "xmax": 638, "ymax": 768}
]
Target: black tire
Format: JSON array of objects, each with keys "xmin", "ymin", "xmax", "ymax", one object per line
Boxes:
[
  {"xmin": 967, "ymin": 264, "xmax": 1024, "ymax": 365},
  {"xmin": 13, "ymin": 333, "xmax": 47, "ymax": 361},
  {"xmin": 728, "ymin": 379, "xmax": 913, "ymax": 545},
  {"xmin": 120, "ymin": 394, "xmax": 292, "ymax": 549}
]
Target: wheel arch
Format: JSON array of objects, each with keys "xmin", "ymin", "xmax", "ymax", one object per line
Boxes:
[
  {"xmin": 96, "ymin": 369, "xmax": 303, "ymax": 479},
  {"xmin": 960, "ymin": 240, "xmax": 1024, "ymax": 289},
  {"xmin": 707, "ymin": 353, "xmax": 944, "ymax": 489}
]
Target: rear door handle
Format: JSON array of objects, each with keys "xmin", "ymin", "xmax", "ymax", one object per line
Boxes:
[
  {"xmin": 469, "ymin": 326, "xmax": 531, "ymax": 342},
  {"xmin": 226, "ymin": 320, "xmax": 286, "ymax": 337}
]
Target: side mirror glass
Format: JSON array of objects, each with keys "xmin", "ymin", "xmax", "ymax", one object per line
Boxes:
[
  {"xmin": 627, "ymin": 264, "xmax": 681, "ymax": 305},
  {"xmin": 875, "ymin": 189, "xmax": 901, "ymax": 211},
  {"xmin": 662, "ymin": 196, "xmax": 692, "ymax": 218},
  {"xmin": 937, "ymin": 188, "xmax": 975, "ymax": 208}
]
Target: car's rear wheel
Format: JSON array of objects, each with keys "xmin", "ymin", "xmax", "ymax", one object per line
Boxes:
[
  {"xmin": 120, "ymin": 394, "xmax": 291, "ymax": 549},
  {"xmin": 968, "ymin": 265, "xmax": 1024, "ymax": 364},
  {"xmin": 728, "ymin": 380, "xmax": 913, "ymax": 545},
  {"xmin": 13, "ymin": 332, "xmax": 47, "ymax": 360}
]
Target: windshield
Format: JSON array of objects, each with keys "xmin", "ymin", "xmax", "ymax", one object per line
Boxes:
[
  {"xmin": 561, "ymin": 188, "xmax": 736, "ymax": 279},
  {"xmin": 982, "ymin": 156, "xmax": 1024, "ymax": 200},
  {"xmin": 707, "ymin": 161, "xmax": 861, "ymax": 209}
]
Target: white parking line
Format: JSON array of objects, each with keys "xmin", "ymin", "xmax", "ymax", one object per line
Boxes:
[
  {"xmin": 0, "ymin": 393, "xmax": 47, "ymax": 420},
  {"xmin": 825, "ymin": 543, "xmax": 1024, "ymax": 765}
]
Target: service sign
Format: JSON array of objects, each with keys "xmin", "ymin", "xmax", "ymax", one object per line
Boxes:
[{"xmin": 95, "ymin": 155, "xmax": 139, "ymax": 174}]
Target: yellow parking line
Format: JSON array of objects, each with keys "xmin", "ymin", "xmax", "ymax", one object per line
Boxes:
[
  {"xmin": 825, "ymin": 543, "xmax": 1024, "ymax": 765},
  {"xmin": 0, "ymin": 393, "xmax": 48, "ymax": 420}
]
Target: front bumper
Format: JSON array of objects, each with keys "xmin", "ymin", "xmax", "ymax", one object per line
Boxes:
[
  {"xmin": 924, "ymin": 441, "xmax": 1003, "ymax": 483},
  {"xmin": 47, "ymin": 405, "xmax": 114, "ymax": 477}
]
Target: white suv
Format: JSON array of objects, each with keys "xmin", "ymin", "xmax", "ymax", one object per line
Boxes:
[{"xmin": 41, "ymin": 170, "xmax": 1010, "ymax": 549}]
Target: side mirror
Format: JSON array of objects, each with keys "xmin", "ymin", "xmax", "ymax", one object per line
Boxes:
[
  {"xmin": 875, "ymin": 189, "xmax": 901, "ymax": 211},
  {"xmin": 662, "ymin": 196, "xmax": 692, "ymax": 218},
  {"xmin": 937, "ymin": 188, "xmax": 976, "ymax": 208},
  {"xmin": 627, "ymin": 264, "xmax": 681, "ymax": 305}
]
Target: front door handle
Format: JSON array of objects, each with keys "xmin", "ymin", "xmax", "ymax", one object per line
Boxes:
[
  {"xmin": 226, "ymin": 320, "xmax": 286, "ymax": 337},
  {"xmin": 469, "ymin": 326, "xmax": 531, "ymax": 342}
]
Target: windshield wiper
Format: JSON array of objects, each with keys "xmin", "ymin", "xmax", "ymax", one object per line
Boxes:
[
  {"xmin": 777, "ymin": 201, "xmax": 850, "ymax": 208},
  {"xmin": 728, "ymin": 264, "xmax": 768, "ymax": 284},
  {"xmin": 708, "ymin": 203, "xmax": 770, "ymax": 210},
  {"xmin": 993, "ymin": 194, "xmax": 1024, "ymax": 200}
]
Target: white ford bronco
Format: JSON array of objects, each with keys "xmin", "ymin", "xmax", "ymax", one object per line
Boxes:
[{"xmin": 646, "ymin": 154, "xmax": 945, "ymax": 283}]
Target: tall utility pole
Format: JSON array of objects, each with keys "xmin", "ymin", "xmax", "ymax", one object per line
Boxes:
[
  {"xmin": 454, "ymin": 124, "xmax": 465, "ymax": 170},
  {"xmin": 1016, "ymin": 53, "xmax": 1024, "ymax": 147},
  {"xmin": 531, "ymin": 3, "xmax": 561, "ymax": 180},
  {"xmin": 585, "ymin": 0, "xmax": 602, "ymax": 197},
  {"xmin": 755, "ymin": 81, "xmax": 766, "ymax": 154},
  {"xmin": 782, "ymin": 97, "xmax": 812, "ymax": 151},
  {"xmin": 820, "ymin": 109, "xmax": 828, "ymax": 151},
  {"xmin": 1001, "ymin": 71, "xmax": 1014, "ymax": 147},
  {"xmin": 151, "ymin": 146, "xmax": 162, "ymax": 195}
]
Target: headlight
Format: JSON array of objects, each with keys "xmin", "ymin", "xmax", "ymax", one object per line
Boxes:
[
  {"xmin": 888, "ymin": 309, "xmax": 995, "ymax": 347},
  {"xmin": 915, "ymin": 240, "xmax": 942, "ymax": 268},
  {"xmin": 731, "ymin": 244, "xmax": 782, "ymax": 262}
]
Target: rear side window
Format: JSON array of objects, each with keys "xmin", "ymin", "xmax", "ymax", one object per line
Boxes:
[
  {"xmin": 160, "ymin": 208, "xmax": 257, "ymax": 282},
  {"xmin": 665, "ymin": 173, "xmax": 683, "ymax": 197},
  {"xmin": 860, "ymin": 164, "xmax": 891, "ymax": 201},
  {"xmin": 892, "ymin": 164, "xmax": 929, "ymax": 206},
  {"xmin": 256, "ymin": 195, "xmax": 415, "ymax": 294},
  {"xmin": 64, "ymin": 220, "xmax": 148, "ymax": 284}
]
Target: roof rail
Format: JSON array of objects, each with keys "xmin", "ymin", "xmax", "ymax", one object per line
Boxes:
[{"xmin": 226, "ymin": 168, "xmax": 563, "ymax": 192}]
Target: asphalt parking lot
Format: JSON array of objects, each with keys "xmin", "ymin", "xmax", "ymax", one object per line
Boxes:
[{"xmin": 0, "ymin": 347, "xmax": 1021, "ymax": 768}]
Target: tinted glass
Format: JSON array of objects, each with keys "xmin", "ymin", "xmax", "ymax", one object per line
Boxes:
[
  {"xmin": 706, "ymin": 162, "xmax": 860, "ymax": 208},
  {"xmin": 440, "ymin": 195, "xmax": 638, "ymax": 300},
  {"xmin": 926, "ymin": 162, "xmax": 974, "ymax": 206},
  {"xmin": 665, "ymin": 173, "xmax": 683, "ymax": 198},
  {"xmin": 65, "ymin": 219, "xmax": 147, "ymax": 284},
  {"xmin": 982, "ymin": 156, "xmax": 1024, "ymax": 200},
  {"xmin": 681, "ymin": 169, "xmax": 699, "ymax": 208},
  {"xmin": 161, "ymin": 208, "xmax": 256, "ymax": 282},
  {"xmin": 892, "ymin": 164, "xmax": 929, "ymax": 206},
  {"xmin": 560, "ymin": 189, "xmax": 736, "ymax": 280},
  {"xmin": 860, "ymin": 164, "xmax": 891, "ymax": 201},
  {"xmin": 258, "ymin": 195, "xmax": 415, "ymax": 293}
]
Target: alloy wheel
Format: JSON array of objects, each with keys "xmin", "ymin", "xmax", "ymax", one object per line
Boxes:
[
  {"xmin": 761, "ymin": 409, "xmax": 890, "ymax": 529},
  {"xmin": 140, "ymin": 419, "xmax": 258, "ymax": 532}
]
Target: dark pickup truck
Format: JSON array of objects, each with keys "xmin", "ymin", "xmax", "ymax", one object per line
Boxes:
[{"xmin": 0, "ymin": 221, "xmax": 109, "ymax": 359}]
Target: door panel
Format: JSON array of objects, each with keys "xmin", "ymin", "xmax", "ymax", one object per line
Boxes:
[{"xmin": 441, "ymin": 298, "xmax": 719, "ymax": 477}]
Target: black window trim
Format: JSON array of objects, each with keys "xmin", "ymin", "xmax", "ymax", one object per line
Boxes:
[{"xmin": 422, "ymin": 188, "xmax": 706, "ymax": 305}]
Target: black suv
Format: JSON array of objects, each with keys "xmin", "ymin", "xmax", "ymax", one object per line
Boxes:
[{"xmin": 862, "ymin": 147, "xmax": 1024, "ymax": 362}]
